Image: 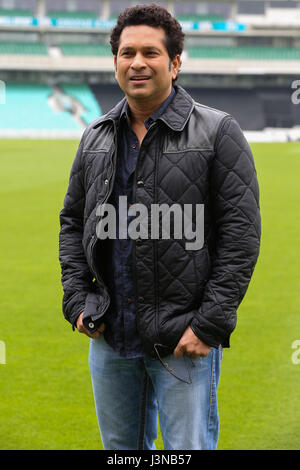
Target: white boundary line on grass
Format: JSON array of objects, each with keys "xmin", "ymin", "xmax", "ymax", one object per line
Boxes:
[{"xmin": 0, "ymin": 340, "xmax": 6, "ymax": 365}]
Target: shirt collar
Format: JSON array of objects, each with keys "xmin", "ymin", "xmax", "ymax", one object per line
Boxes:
[
  {"xmin": 120, "ymin": 87, "xmax": 175, "ymax": 129},
  {"xmin": 92, "ymin": 86, "xmax": 195, "ymax": 132}
]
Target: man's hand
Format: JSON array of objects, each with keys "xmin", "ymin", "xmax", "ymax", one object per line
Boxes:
[
  {"xmin": 174, "ymin": 326, "xmax": 211, "ymax": 359},
  {"xmin": 76, "ymin": 312, "xmax": 105, "ymax": 339}
]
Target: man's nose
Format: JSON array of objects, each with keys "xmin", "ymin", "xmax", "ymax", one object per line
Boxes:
[{"xmin": 130, "ymin": 53, "xmax": 146, "ymax": 70}]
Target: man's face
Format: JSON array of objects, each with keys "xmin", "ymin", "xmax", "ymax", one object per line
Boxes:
[{"xmin": 114, "ymin": 25, "xmax": 180, "ymax": 103}]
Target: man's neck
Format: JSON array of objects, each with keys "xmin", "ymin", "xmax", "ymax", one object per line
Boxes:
[{"xmin": 126, "ymin": 88, "xmax": 172, "ymax": 126}]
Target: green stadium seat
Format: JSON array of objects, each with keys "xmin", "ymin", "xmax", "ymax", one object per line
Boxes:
[
  {"xmin": 187, "ymin": 46, "xmax": 300, "ymax": 60},
  {"xmin": 0, "ymin": 8, "xmax": 34, "ymax": 17},
  {"xmin": 0, "ymin": 83, "xmax": 78, "ymax": 130},
  {"xmin": 0, "ymin": 42, "xmax": 48, "ymax": 55},
  {"xmin": 177, "ymin": 14, "xmax": 225, "ymax": 22},
  {"xmin": 47, "ymin": 10, "xmax": 98, "ymax": 19},
  {"xmin": 0, "ymin": 83, "xmax": 102, "ymax": 130},
  {"xmin": 60, "ymin": 84, "xmax": 102, "ymax": 125},
  {"xmin": 60, "ymin": 43, "xmax": 111, "ymax": 56}
]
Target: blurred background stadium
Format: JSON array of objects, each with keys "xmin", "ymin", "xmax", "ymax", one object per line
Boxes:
[{"xmin": 0, "ymin": 0, "xmax": 299, "ymax": 141}]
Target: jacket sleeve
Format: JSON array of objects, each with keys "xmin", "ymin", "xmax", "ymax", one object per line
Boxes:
[
  {"xmin": 59, "ymin": 129, "xmax": 94, "ymax": 329},
  {"xmin": 190, "ymin": 116, "xmax": 261, "ymax": 348}
]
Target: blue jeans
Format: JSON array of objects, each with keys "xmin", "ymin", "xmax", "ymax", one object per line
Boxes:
[{"xmin": 88, "ymin": 334, "xmax": 222, "ymax": 450}]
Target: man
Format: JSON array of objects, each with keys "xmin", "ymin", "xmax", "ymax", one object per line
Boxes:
[{"xmin": 59, "ymin": 4, "xmax": 261, "ymax": 450}]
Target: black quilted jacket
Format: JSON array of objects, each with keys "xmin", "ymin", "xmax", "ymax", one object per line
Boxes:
[{"xmin": 59, "ymin": 85, "xmax": 261, "ymax": 357}]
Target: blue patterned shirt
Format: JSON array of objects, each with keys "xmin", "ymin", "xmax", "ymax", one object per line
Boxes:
[{"xmin": 101, "ymin": 88, "xmax": 175, "ymax": 358}]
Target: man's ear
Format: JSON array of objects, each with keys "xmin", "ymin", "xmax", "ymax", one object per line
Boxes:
[
  {"xmin": 171, "ymin": 54, "xmax": 181, "ymax": 81},
  {"xmin": 114, "ymin": 56, "xmax": 117, "ymax": 72}
]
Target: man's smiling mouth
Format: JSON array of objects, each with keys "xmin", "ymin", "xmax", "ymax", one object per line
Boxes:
[{"xmin": 130, "ymin": 76, "xmax": 151, "ymax": 81}]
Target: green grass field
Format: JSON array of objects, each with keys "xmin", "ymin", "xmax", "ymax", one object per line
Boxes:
[{"xmin": 0, "ymin": 139, "xmax": 299, "ymax": 450}]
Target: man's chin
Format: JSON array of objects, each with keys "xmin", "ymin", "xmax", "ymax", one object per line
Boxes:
[{"xmin": 127, "ymin": 88, "xmax": 152, "ymax": 100}]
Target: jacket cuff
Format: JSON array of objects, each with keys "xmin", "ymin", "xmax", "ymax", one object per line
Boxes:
[
  {"xmin": 81, "ymin": 292, "xmax": 108, "ymax": 332},
  {"xmin": 190, "ymin": 314, "xmax": 230, "ymax": 349},
  {"xmin": 82, "ymin": 316, "xmax": 104, "ymax": 333}
]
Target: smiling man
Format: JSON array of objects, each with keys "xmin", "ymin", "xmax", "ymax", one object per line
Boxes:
[
  {"xmin": 59, "ymin": 4, "xmax": 261, "ymax": 450},
  {"xmin": 114, "ymin": 24, "xmax": 180, "ymax": 109}
]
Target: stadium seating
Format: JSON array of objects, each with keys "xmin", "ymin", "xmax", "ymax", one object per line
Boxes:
[
  {"xmin": 0, "ymin": 1, "xmax": 298, "ymax": 136},
  {"xmin": 187, "ymin": 46, "xmax": 300, "ymax": 60},
  {"xmin": 59, "ymin": 43, "xmax": 111, "ymax": 56},
  {"xmin": 0, "ymin": 83, "xmax": 78, "ymax": 130},
  {"xmin": 46, "ymin": 10, "xmax": 98, "ymax": 19},
  {"xmin": 177, "ymin": 14, "xmax": 225, "ymax": 22},
  {"xmin": 0, "ymin": 83, "xmax": 101, "ymax": 131},
  {"xmin": 60, "ymin": 83, "xmax": 102, "ymax": 125},
  {"xmin": 0, "ymin": 42, "xmax": 48, "ymax": 55},
  {"xmin": 0, "ymin": 8, "xmax": 34, "ymax": 17}
]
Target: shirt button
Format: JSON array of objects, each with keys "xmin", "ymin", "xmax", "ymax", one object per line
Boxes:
[
  {"xmin": 131, "ymin": 144, "xmax": 137, "ymax": 149},
  {"xmin": 138, "ymin": 296, "xmax": 144, "ymax": 302},
  {"xmin": 104, "ymin": 179, "xmax": 109, "ymax": 185},
  {"xmin": 137, "ymin": 180, "xmax": 144, "ymax": 186},
  {"xmin": 88, "ymin": 322, "xmax": 94, "ymax": 329}
]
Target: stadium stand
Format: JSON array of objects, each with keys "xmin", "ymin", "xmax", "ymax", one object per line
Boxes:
[
  {"xmin": 59, "ymin": 43, "xmax": 111, "ymax": 56},
  {"xmin": 0, "ymin": 42, "xmax": 48, "ymax": 55},
  {"xmin": 60, "ymin": 83, "xmax": 102, "ymax": 125},
  {"xmin": 0, "ymin": 0, "xmax": 299, "ymax": 140},
  {"xmin": 0, "ymin": 8, "xmax": 34, "ymax": 16},
  {"xmin": 46, "ymin": 10, "xmax": 98, "ymax": 19},
  {"xmin": 0, "ymin": 83, "xmax": 78, "ymax": 130},
  {"xmin": 0, "ymin": 82, "xmax": 101, "ymax": 134},
  {"xmin": 177, "ymin": 14, "xmax": 225, "ymax": 22},
  {"xmin": 187, "ymin": 46, "xmax": 300, "ymax": 60}
]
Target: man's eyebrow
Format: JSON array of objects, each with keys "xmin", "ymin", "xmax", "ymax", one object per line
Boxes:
[
  {"xmin": 119, "ymin": 45, "xmax": 162, "ymax": 53},
  {"xmin": 143, "ymin": 46, "xmax": 162, "ymax": 51}
]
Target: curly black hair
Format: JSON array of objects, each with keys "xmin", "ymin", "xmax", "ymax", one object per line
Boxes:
[{"xmin": 110, "ymin": 3, "xmax": 185, "ymax": 84}]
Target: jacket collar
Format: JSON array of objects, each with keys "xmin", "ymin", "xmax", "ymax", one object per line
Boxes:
[{"xmin": 92, "ymin": 85, "xmax": 194, "ymax": 132}]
